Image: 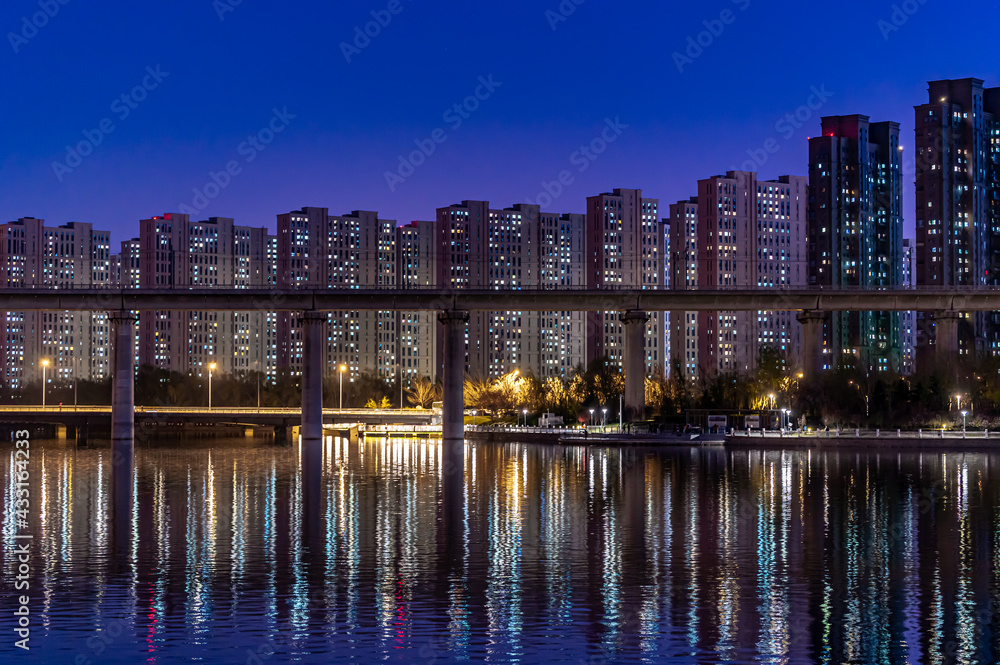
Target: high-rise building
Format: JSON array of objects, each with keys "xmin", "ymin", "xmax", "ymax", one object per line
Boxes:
[
  {"xmin": 276, "ymin": 207, "xmax": 397, "ymax": 381},
  {"xmin": 914, "ymin": 78, "xmax": 1000, "ymax": 358},
  {"xmin": 902, "ymin": 238, "xmax": 916, "ymax": 375},
  {"xmin": 0, "ymin": 217, "xmax": 112, "ymax": 388},
  {"xmin": 538, "ymin": 210, "xmax": 586, "ymax": 377},
  {"xmin": 808, "ymin": 114, "xmax": 904, "ymax": 372},
  {"xmin": 433, "ymin": 200, "xmax": 586, "ymax": 380},
  {"xmin": 669, "ymin": 173, "xmax": 807, "ymax": 376},
  {"xmin": 585, "ymin": 189, "xmax": 663, "ymax": 375},
  {"xmin": 136, "ymin": 213, "xmax": 273, "ymax": 378},
  {"xmin": 396, "ymin": 220, "xmax": 438, "ymax": 386}
]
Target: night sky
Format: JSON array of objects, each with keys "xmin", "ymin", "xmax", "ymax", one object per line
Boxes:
[{"xmin": 1, "ymin": 0, "xmax": 995, "ymax": 245}]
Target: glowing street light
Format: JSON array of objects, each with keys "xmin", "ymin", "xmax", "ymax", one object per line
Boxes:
[
  {"xmin": 208, "ymin": 362, "xmax": 217, "ymax": 409},
  {"xmin": 523, "ymin": 408, "xmax": 528, "ymax": 428},
  {"xmin": 339, "ymin": 365, "xmax": 347, "ymax": 409},
  {"xmin": 589, "ymin": 408, "xmax": 595, "ymax": 430},
  {"xmin": 602, "ymin": 407, "xmax": 608, "ymax": 430},
  {"xmin": 41, "ymin": 359, "xmax": 49, "ymax": 407},
  {"xmin": 472, "ymin": 409, "xmax": 477, "ymax": 427},
  {"xmin": 961, "ymin": 410, "xmax": 968, "ymax": 433},
  {"xmin": 955, "ymin": 394, "xmax": 963, "ymax": 411}
]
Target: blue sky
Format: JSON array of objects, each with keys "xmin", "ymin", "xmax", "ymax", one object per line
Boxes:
[{"xmin": 1, "ymin": 0, "xmax": 996, "ymax": 243}]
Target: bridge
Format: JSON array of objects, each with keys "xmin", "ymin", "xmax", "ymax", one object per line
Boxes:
[
  {"xmin": 3, "ymin": 286, "xmax": 1000, "ymax": 312},
  {"xmin": 0, "ymin": 405, "xmax": 436, "ymax": 426},
  {"xmin": 4, "ymin": 285, "xmax": 985, "ymax": 512}
]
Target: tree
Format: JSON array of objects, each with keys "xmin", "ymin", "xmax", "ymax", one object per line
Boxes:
[{"xmin": 405, "ymin": 376, "xmax": 440, "ymax": 408}]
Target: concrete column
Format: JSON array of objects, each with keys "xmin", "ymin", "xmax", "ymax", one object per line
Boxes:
[
  {"xmin": 110, "ymin": 313, "xmax": 136, "ymax": 444},
  {"xmin": 110, "ymin": 312, "xmax": 136, "ymax": 541},
  {"xmin": 935, "ymin": 310, "xmax": 961, "ymax": 375},
  {"xmin": 621, "ymin": 310, "xmax": 649, "ymax": 422},
  {"xmin": 299, "ymin": 312, "xmax": 325, "ymax": 526},
  {"xmin": 300, "ymin": 312, "xmax": 325, "ymax": 443},
  {"xmin": 796, "ymin": 310, "xmax": 826, "ymax": 384},
  {"xmin": 439, "ymin": 309, "xmax": 469, "ymax": 538},
  {"xmin": 439, "ymin": 310, "xmax": 469, "ymax": 444}
]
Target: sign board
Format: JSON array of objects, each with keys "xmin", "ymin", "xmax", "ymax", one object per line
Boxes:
[
  {"xmin": 707, "ymin": 415, "xmax": 728, "ymax": 431},
  {"xmin": 745, "ymin": 415, "xmax": 760, "ymax": 429}
]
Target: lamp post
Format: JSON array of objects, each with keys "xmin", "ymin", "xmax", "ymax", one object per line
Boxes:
[
  {"xmin": 961, "ymin": 410, "xmax": 968, "ymax": 433},
  {"xmin": 619, "ymin": 394, "xmax": 623, "ymax": 433},
  {"xmin": 472, "ymin": 409, "xmax": 477, "ymax": 427},
  {"xmin": 589, "ymin": 408, "xmax": 595, "ymax": 431},
  {"xmin": 41, "ymin": 359, "xmax": 49, "ymax": 407},
  {"xmin": 523, "ymin": 408, "xmax": 528, "ymax": 428},
  {"xmin": 339, "ymin": 364, "xmax": 347, "ymax": 409},
  {"xmin": 602, "ymin": 407, "xmax": 608, "ymax": 430},
  {"xmin": 955, "ymin": 394, "xmax": 963, "ymax": 411},
  {"xmin": 208, "ymin": 362, "xmax": 216, "ymax": 409}
]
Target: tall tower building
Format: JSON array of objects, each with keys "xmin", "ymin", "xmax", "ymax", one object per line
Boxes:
[
  {"xmin": 137, "ymin": 213, "xmax": 273, "ymax": 378},
  {"xmin": 808, "ymin": 115, "xmax": 904, "ymax": 372},
  {"xmin": 276, "ymin": 208, "xmax": 397, "ymax": 381},
  {"xmin": 585, "ymin": 188, "xmax": 663, "ymax": 375},
  {"xmin": 669, "ymin": 173, "xmax": 807, "ymax": 376},
  {"xmin": 914, "ymin": 78, "xmax": 1000, "ymax": 357},
  {"xmin": 901, "ymin": 238, "xmax": 916, "ymax": 375},
  {"xmin": 0, "ymin": 218, "xmax": 112, "ymax": 388},
  {"xmin": 396, "ymin": 220, "xmax": 438, "ymax": 386},
  {"xmin": 433, "ymin": 200, "xmax": 585, "ymax": 380}
]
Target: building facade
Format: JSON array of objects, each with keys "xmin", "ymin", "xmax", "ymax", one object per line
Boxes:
[
  {"xmin": 585, "ymin": 189, "xmax": 664, "ymax": 375},
  {"xmin": 669, "ymin": 173, "xmax": 807, "ymax": 377},
  {"xmin": 914, "ymin": 78, "xmax": 1000, "ymax": 360},
  {"xmin": 276, "ymin": 207, "xmax": 397, "ymax": 382},
  {"xmin": 0, "ymin": 217, "xmax": 112, "ymax": 388},
  {"xmin": 808, "ymin": 115, "xmax": 904, "ymax": 373}
]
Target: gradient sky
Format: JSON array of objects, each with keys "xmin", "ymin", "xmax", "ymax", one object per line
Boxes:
[{"xmin": 1, "ymin": 0, "xmax": 996, "ymax": 246}]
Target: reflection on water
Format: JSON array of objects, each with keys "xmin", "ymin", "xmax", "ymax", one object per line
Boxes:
[{"xmin": 4, "ymin": 439, "xmax": 1000, "ymax": 663}]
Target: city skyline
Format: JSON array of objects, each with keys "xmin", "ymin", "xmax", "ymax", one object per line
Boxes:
[{"xmin": 2, "ymin": 0, "xmax": 996, "ymax": 246}]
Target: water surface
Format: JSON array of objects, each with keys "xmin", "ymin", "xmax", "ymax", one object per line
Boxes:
[{"xmin": 2, "ymin": 437, "xmax": 999, "ymax": 663}]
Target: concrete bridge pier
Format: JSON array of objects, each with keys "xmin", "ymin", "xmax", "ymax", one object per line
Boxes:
[
  {"xmin": 439, "ymin": 310, "xmax": 468, "ymax": 458},
  {"xmin": 935, "ymin": 310, "xmax": 962, "ymax": 379},
  {"xmin": 797, "ymin": 310, "xmax": 826, "ymax": 384},
  {"xmin": 621, "ymin": 310, "xmax": 649, "ymax": 421},
  {"xmin": 110, "ymin": 312, "xmax": 136, "ymax": 453},
  {"xmin": 110, "ymin": 312, "xmax": 136, "ymax": 535},
  {"xmin": 300, "ymin": 312, "xmax": 325, "ymax": 522},
  {"xmin": 439, "ymin": 310, "xmax": 469, "ymax": 527}
]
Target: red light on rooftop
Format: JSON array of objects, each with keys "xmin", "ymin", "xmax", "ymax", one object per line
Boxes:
[{"xmin": 165, "ymin": 213, "xmax": 172, "ymax": 220}]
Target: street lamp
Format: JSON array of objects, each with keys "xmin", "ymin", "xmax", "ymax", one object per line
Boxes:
[
  {"xmin": 41, "ymin": 359, "xmax": 49, "ymax": 407},
  {"xmin": 955, "ymin": 394, "xmax": 963, "ymax": 411},
  {"xmin": 472, "ymin": 409, "xmax": 477, "ymax": 427},
  {"xmin": 339, "ymin": 365, "xmax": 347, "ymax": 409},
  {"xmin": 602, "ymin": 407, "xmax": 608, "ymax": 430},
  {"xmin": 208, "ymin": 362, "xmax": 216, "ymax": 409},
  {"xmin": 961, "ymin": 410, "xmax": 968, "ymax": 433},
  {"xmin": 523, "ymin": 408, "xmax": 528, "ymax": 428},
  {"xmin": 783, "ymin": 408, "xmax": 790, "ymax": 430},
  {"xmin": 589, "ymin": 408, "xmax": 595, "ymax": 430}
]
